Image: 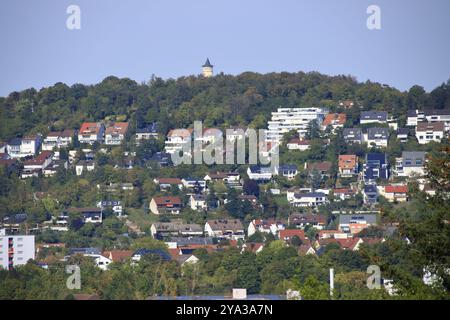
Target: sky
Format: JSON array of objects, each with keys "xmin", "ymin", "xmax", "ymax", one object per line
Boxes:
[{"xmin": 0, "ymin": 0, "xmax": 449, "ymax": 97}]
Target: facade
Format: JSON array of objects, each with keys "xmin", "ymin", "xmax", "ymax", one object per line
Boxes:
[
  {"xmin": 78, "ymin": 122, "xmax": 105, "ymax": 144},
  {"xmin": 190, "ymin": 194, "xmax": 208, "ymax": 211},
  {"xmin": 0, "ymin": 233, "xmax": 35, "ymax": 270},
  {"xmin": 380, "ymin": 185, "xmax": 408, "ymax": 202},
  {"xmin": 150, "ymin": 196, "xmax": 182, "ymax": 215},
  {"xmin": 395, "ymin": 151, "xmax": 426, "ymax": 177},
  {"xmin": 278, "ymin": 164, "xmax": 298, "ymax": 180},
  {"xmin": 397, "ymin": 128, "xmax": 409, "ymax": 143},
  {"xmin": 286, "ymin": 138, "xmax": 311, "ymax": 151},
  {"xmin": 7, "ymin": 135, "xmax": 42, "ymax": 158},
  {"xmin": 247, "ymin": 219, "xmax": 287, "ymax": 237},
  {"xmin": 289, "ymin": 192, "xmax": 328, "ymax": 207},
  {"xmin": 338, "ymin": 155, "xmax": 358, "ymax": 177},
  {"xmin": 105, "ymin": 122, "xmax": 129, "ymax": 145},
  {"xmin": 204, "ymin": 219, "xmax": 245, "ymax": 240},
  {"xmin": 23, "ymin": 151, "xmax": 53, "ymax": 172},
  {"xmin": 343, "ymin": 128, "xmax": 363, "ymax": 144},
  {"xmin": 364, "ymin": 153, "xmax": 389, "ymax": 182},
  {"xmin": 42, "ymin": 129, "xmax": 74, "ymax": 150},
  {"xmin": 288, "ymin": 214, "xmax": 327, "ymax": 230},
  {"xmin": 266, "ymin": 107, "xmax": 327, "ymax": 142},
  {"xmin": 75, "ymin": 160, "xmax": 95, "ymax": 176},
  {"xmin": 360, "ymin": 111, "xmax": 388, "ymax": 124},
  {"xmin": 366, "ymin": 127, "xmax": 389, "ymax": 148},
  {"xmin": 247, "ymin": 165, "xmax": 273, "ymax": 181},
  {"xmin": 363, "ymin": 184, "xmax": 378, "ymax": 205},
  {"xmin": 415, "ymin": 122, "xmax": 445, "ymax": 144},
  {"xmin": 164, "ymin": 128, "xmax": 193, "ymax": 154},
  {"xmin": 338, "ymin": 214, "xmax": 377, "ymax": 234},
  {"xmin": 201, "ymin": 58, "xmax": 213, "ymax": 78},
  {"xmin": 321, "ymin": 113, "xmax": 346, "ymax": 131},
  {"xmin": 135, "ymin": 123, "xmax": 158, "ymax": 142}
]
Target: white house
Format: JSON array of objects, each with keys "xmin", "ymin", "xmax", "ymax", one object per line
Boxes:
[
  {"xmin": 105, "ymin": 122, "xmax": 129, "ymax": 145},
  {"xmin": 42, "ymin": 130, "xmax": 74, "ymax": 150},
  {"xmin": 75, "ymin": 160, "xmax": 95, "ymax": 176},
  {"xmin": 164, "ymin": 128, "xmax": 193, "ymax": 154},
  {"xmin": 78, "ymin": 122, "xmax": 105, "ymax": 144},
  {"xmin": 395, "ymin": 151, "xmax": 426, "ymax": 177},
  {"xmin": 286, "ymin": 138, "xmax": 311, "ymax": 151},
  {"xmin": 247, "ymin": 219, "xmax": 286, "ymax": 237},
  {"xmin": 247, "ymin": 165, "xmax": 273, "ymax": 180},
  {"xmin": 365, "ymin": 128, "xmax": 389, "ymax": 148},
  {"xmin": 415, "ymin": 122, "xmax": 445, "ymax": 144},
  {"xmin": 190, "ymin": 194, "xmax": 208, "ymax": 211},
  {"xmin": 204, "ymin": 219, "xmax": 245, "ymax": 240},
  {"xmin": 289, "ymin": 192, "xmax": 328, "ymax": 207}
]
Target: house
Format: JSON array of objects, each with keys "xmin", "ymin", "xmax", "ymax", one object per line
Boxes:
[
  {"xmin": 98, "ymin": 250, "xmax": 132, "ymax": 270},
  {"xmin": 321, "ymin": 113, "xmax": 346, "ymax": 131},
  {"xmin": 415, "ymin": 122, "xmax": 445, "ymax": 144},
  {"xmin": 97, "ymin": 200, "xmax": 123, "ymax": 216},
  {"xmin": 131, "ymin": 249, "xmax": 172, "ymax": 263},
  {"xmin": 288, "ymin": 214, "xmax": 327, "ymax": 230},
  {"xmin": 164, "ymin": 128, "xmax": 193, "ymax": 154},
  {"xmin": 318, "ymin": 230, "xmax": 349, "ymax": 239},
  {"xmin": 395, "ymin": 151, "xmax": 426, "ymax": 177},
  {"xmin": 0, "ymin": 233, "xmax": 35, "ymax": 270},
  {"xmin": 241, "ymin": 243, "xmax": 265, "ymax": 254},
  {"xmin": 247, "ymin": 165, "xmax": 273, "ymax": 181},
  {"xmin": 20, "ymin": 135, "xmax": 42, "ymax": 157},
  {"xmin": 66, "ymin": 207, "xmax": 103, "ymax": 224},
  {"xmin": 380, "ymin": 185, "xmax": 408, "ymax": 202},
  {"xmin": 154, "ymin": 177, "xmax": 183, "ymax": 191},
  {"xmin": 298, "ymin": 244, "xmax": 317, "ymax": 256},
  {"xmin": 333, "ymin": 188, "xmax": 357, "ymax": 201},
  {"xmin": 278, "ymin": 164, "xmax": 298, "ymax": 180},
  {"xmin": 305, "ymin": 161, "xmax": 332, "ymax": 179},
  {"xmin": 204, "ymin": 172, "xmax": 241, "ymax": 186},
  {"xmin": 336, "ymin": 237, "xmax": 364, "ymax": 251},
  {"xmin": 289, "ymin": 192, "xmax": 328, "ymax": 208},
  {"xmin": 150, "ymin": 221, "xmax": 203, "ymax": 239},
  {"xmin": 105, "ymin": 122, "xmax": 129, "ymax": 145},
  {"xmin": 338, "ymin": 214, "xmax": 377, "ymax": 234},
  {"xmin": 135, "ymin": 123, "xmax": 158, "ymax": 142},
  {"xmin": 279, "ymin": 229, "xmax": 307, "ymax": 243},
  {"xmin": 150, "ymin": 196, "xmax": 182, "ymax": 215},
  {"xmin": 247, "ymin": 219, "xmax": 287, "ymax": 237},
  {"xmin": 6, "ymin": 138, "xmax": 22, "ymax": 158},
  {"xmin": 363, "ymin": 184, "xmax": 378, "ymax": 205},
  {"xmin": 407, "ymin": 109, "xmax": 425, "ymax": 126},
  {"xmin": 343, "ymin": 128, "xmax": 363, "ymax": 144},
  {"xmin": 408, "ymin": 109, "xmax": 450, "ymax": 129},
  {"xmin": 42, "ymin": 129, "xmax": 74, "ymax": 150},
  {"xmin": 286, "ymin": 138, "xmax": 311, "ymax": 151},
  {"xmin": 78, "ymin": 122, "xmax": 105, "ymax": 144},
  {"xmin": 266, "ymin": 107, "xmax": 327, "ymax": 142},
  {"xmin": 182, "ymin": 178, "xmax": 207, "ymax": 190},
  {"xmin": 204, "ymin": 219, "xmax": 245, "ymax": 240},
  {"xmin": 396, "ymin": 128, "xmax": 409, "ymax": 143},
  {"xmin": 360, "ymin": 111, "xmax": 388, "ymax": 124},
  {"xmin": 43, "ymin": 160, "xmax": 68, "ymax": 177},
  {"xmin": 366, "ymin": 128, "xmax": 389, "ymax": 148},
  {"xmin": 190, "ymin": 194, "xmax": 208, "ymax": 211},
  {"xmin": 338, "ymin": 155, "xmax": 358, "ymax": 177},
  {"xmin": 75, "ymin": 160, "xmax": 95, "ymax": 176},
  {"xmin": 364, "ymin": 153, "xmax": 389, "ymax": 182},
  {"xmin": 23, "ymin": 151, "xmax": 53, "ymax": 172}
]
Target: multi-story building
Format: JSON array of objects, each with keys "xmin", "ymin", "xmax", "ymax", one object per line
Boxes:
[
  {"xmin": 338, "ymin": 155, "xmax": 358, "ymax": 177},
  {"xmin": 364, "ymin": 153, "xmax": 389, "ymax": 182},
  {"xmin": 343, "ymin": 128, "xmax": 363, "ymax": 144},
  {"xmin": 105, "ymin": 122, "xmax": 129, "ymax": 145},
  {"xmin": 366, "ymin": 127, "xmax": 389, "ymax": 148},
  {"xmin": 204, "ymin": 219, "xmax": 245, "ymax": 240},
  {"xmin": 415, "ymin": 122, "xmax": 445, "ymax": 144},
  {"xmin": 135, "ymin": 123, "xmax": 158, "ymax": 142},
  {"xmin": 395, "ymin": 151, "xmax": 426, "ymax": 177},
  {"xmin": 321, "ymin": 113, "xmax": 346, "ymax": 131},
  {"xmin": 360, "ymin": 111, "xmax": 388, "ymax": 124},
  {"xmin": 288, "ymin": 192, "xmax": 328, "ymax": 207},
  {"xmin": 266, "ymin": 107, "xmax": 327, "ymax": 142},
  {"xmin": 164, "ymin": 128, "xmax": 193, "ymax": 154},
  {"xmin": 7, "ymin": 135, "xmax": 42, "ymax": 158},
  {"xmin": 42, "ymin": 129, "xmax": 74, "ymax": 150},
  {"xmin": 0, "ymin": 232, "xmax": 35, "ymax": 270},
  {"xmin": 408, "ymin": 109, "xmax": 450, "ymax": 130},
  {"xmin": 78, "ymin": 122, "xmax": 105, "ymax": 145}
]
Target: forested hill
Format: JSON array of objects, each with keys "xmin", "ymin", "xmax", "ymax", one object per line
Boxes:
[{"xmin": 1, "ymin": 71, "xmax": 450, "ymax": 141}]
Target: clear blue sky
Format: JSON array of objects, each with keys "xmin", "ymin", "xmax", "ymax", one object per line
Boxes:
[{"xmin": 0, "ymin": 0, "xmax": 449, "ymax": 97}]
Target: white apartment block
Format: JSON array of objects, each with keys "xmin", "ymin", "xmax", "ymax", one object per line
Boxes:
[
  {"xmin": 0, "ymin": 232, "xmax": 35, "ymax": 270},
  {"xmin": 266, "ymin": 107, "xmax": 327, "ymax": 142}
]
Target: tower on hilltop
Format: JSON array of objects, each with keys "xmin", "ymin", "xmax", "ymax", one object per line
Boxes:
[{"xmin": 202, "ymin": 58, "xmax": 213, "ymax": 78}]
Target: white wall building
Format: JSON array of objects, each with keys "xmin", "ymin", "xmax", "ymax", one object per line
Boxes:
[{"xmin": 0, "ymin": 234, "xmax": 35, "ymax": 270}]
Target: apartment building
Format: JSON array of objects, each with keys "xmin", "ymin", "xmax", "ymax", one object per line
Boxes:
[{"xmin": 0, "ymin": 231, "xmax": 35, "ymax": 270}]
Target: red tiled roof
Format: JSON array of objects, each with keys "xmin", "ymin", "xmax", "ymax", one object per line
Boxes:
[
  {"xmin": 102, "ymin": 250, "xmax": 133, "ymax": 262},
  {"xmin": 416, "ymin": 122, "xmax": 444, "ymax": 132},
  {"xmin": 288, "ymin": 138, "xmax": 311, "ymax": 145},
  {"xmin": 323, "ymin": 113, "xmax": 346, "ymax": 126},
  {"xmin": 336, "ymin": 237, "xmax": 362, "ymax": 250},
  {"xmin": 385, "ymin": 185, "xmax": 408, "ymax": 193},
  {"xmin": 105, "ymin": 122, "xmax": 129, "ymax": 135},
  {"xmin": 157, "ymin": 178, "xmax": 182, "ymax": 185},
  {"xmin": 279, "ymin": 229, "xmax": 306, "ymax": 241},
  {"xmin": 79, "ymin": 122, "xmax": 102, "ymax": 135},
  {"xmin": 339, "ymin": 155, "xmax": 358, "ymax": 169},
  {"xmin": 23, "ymin": 151, "xmax": 53, "ymax": 166},
  {"xmin": 153, "ymin": 196, "xmax": 182, "ymax": 206}
]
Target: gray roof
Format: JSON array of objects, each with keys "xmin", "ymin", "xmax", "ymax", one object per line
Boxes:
[
  {"xmin": 343, "ymin": 128, "xmax": 362, "ymax": 141},
  {"xmin": 294, "ymin": 192, "xmax": 327, "ymax": 198},
  {"xmin": 424, "ymin": 109, "xmax": 450, "ymax": 116},
  {"xmin": 339, "ymin": 214, "xmax": 377, "ymax": 225},
  {"xmin": 402, "ymin": 151, "xmax": 426, "ymax": 167},
  {"xmin": 279, "ymin": 164, "xmax": 297, "ymax": 171},
  {"xmin": 397, "ymin": 128, "xmax": 409, "ymax": 135},
  {"xmin": 202, "ymin": 58, "xmax": 213, "ymax": 68},
  {"xmin": 171, "ymin": 237, "xmax": 213, "ymax": 246},
  {"xmin": 367, "ymin": 127, "xmax": 389, "ymax": 139},
  {"xmin": 361, "ymin": 111, "xmax": 388, "ymax": 121}
]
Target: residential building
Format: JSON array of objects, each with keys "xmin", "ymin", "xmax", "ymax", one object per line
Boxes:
[
  {"xmin": 131, "ymin": 249, "xmax": 172, "ymax": 263},
  {"xmin": 247, "ymin": 165, "xmax": 273, "ymax": 181},
  {"xmin": 43, "ymin": 160, "xmax": 68, "ymax": 177},
  {"xmin": 190, "ymin": 194, "xmax": 208, "ymax": 211},
  {"xmin": 105, "ymin": 122, "xmax": 129, "ymax": 145},
  {"xmin": 97, "ymin": 200, "xmax": 123, "ymax": 216},
  {"xmin": 408, "ymin": 109, "xmax": 450, "ymax": 130},
  {"xmin": 204, "ymin": 219, "xmax": 245, "ymax": 240},
  {"xmin": 149, "ymin": 196, "xmax": 182, "ymax": 215},
  {"xmin": 153, "ymin": 177, "xmax": 183, "ymax": 191},
  {"xmin": 289, "ymin": 192, "xmax": 328, "ymax": 207},
  {"xmin": 415, "ymin": 122, "xmax": 445, "ymax": 144},
  {"xmin": 338, "ymin": 100, "xmax": 355, "ymax": 109},
  {"xmin": 266, "ymin": 107, "xmax": 327, "ymax": 142},
  {"xmin": 397, "ymin": 128, "xmax": 409, "ymax": 143},
  {"xmin": 6, "ymin": 138, "xmax": 21, "ymax": 158},
  {"xmin": 150, "ymin": 221, "xmax": 203, "ymax": 239},
  {"xmin": 42, "ymin": 129, "xmax": 74, "ymax": 150},
  {"xmin": 338, "ymin": 155, "xmax": 358, "ymax": 177},
  {"xmin": 333, "ymin": 188, "xmax": 357, "ymax": 201},
  {"xmin": 366, "ymin": 127, "xmax": 389, "ymax": 148},
  {"xmin": 182, "ymin": 178, "xmax": 207, "ymax": 190},
  {"xmin": 23, "ymin": 151, "xmax": 53, "ymax": 172},
  {"xmin": 279, "ymin": 229, "xmax": 307, "ymax": 243},
  {"xmin": 338, "ymin": 214, "xmax": 377, "ymax": 234},
  {"xmin": 65, "ymin": 207, "xmax": 103, "ymax": 224},
  {"xmin": 0, "ymin": 233, "xmax": 35, "ymax": 270},
  {"xmin": 78, "ymin": 122, "xmax": 105, "ymax": 144},
  {"xmin": 360, "ymin": 111, "xmax": 388, "ymax": 124},
  {"xmin": 395, "ymin": 151, "xmax": 426, "ymax": 177},
  {"xmin": 204, "ymin": 172, "xmax": 241, "ymax": 186},
  {"xmin": 364, "ymin": 153, "xmax": 389, "ymax": 182},
  {"xmin": 305, "ymin": 161, "xmax": 332, "ymax": 179},
  {"xmin": 407, "ymin": 109, "xmax": 425, "ymax": 126},
  {"xmin": 288, "ymin": 214, "xmax": 327, "ymax": 230},
  {"xmin": 135, "ymin": 123, "xmax": 158, "ymax": 141},
  {"xmin": 363, "ymin": 184, "xmax": 378, "ymax": 205},
  {"xmin": 75, "ymin": 160, "xmax": 95, "ymax": 176},
  {"xmin": 343, "ymin": 128, "xmax": 363, "ymax": 144},
  {"xmin": 286, "ymin": 138, "xmax": 311, "ymax": 151},
  {"xmin": 321, "ymin": 113, "xmax": 346, "ymax": 131},
  {"xmin": 164, "ymin": 128, "xmax": 193, "ymax": 154},
  {"xmin": 20, "ymin": 135, "xmax": 42, "ymax": 157},
  {"xmin": 99, "ymin": 250, "xmax": 133, "ymax": 270},
  {"xmin": 380, "ymin": 185, "xmax": 408, "ymax": 202},
  {"xmin": 247, "ymin": 219, "xmax": 287, "ymax": 237},
  {"xmin": 278, "ymin": 164, "xmax": 298, "ymax": 180}
]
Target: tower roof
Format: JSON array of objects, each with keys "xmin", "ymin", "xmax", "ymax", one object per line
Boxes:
[{"xmin": 202, "ymin": 58, "xmax": 213, "ymax": 68}]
